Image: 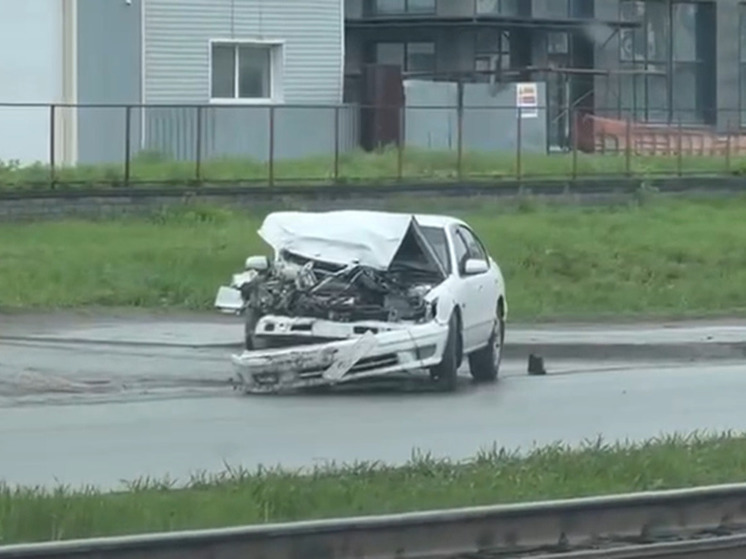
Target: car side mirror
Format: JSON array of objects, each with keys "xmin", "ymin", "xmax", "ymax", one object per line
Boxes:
[
  {"xmin": 245, "ymin": 255, "xmax": 270, "ymax": 271},
  {"xmin": 464, "ymin": 258, "xmax": 489, "ymax": 275}
]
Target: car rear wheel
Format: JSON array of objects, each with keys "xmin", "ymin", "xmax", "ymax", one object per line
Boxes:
[
  {"xmin": 429, "ymin": 312, "xmax": 460, "ymax": 392},
  {"xmin": 468, "ymin": 312, "xmax": 504, "ymax": 383}
]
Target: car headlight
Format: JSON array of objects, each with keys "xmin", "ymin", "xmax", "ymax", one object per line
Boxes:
[{"xmin": 245, "ymin": 255, "xmax": 270, "ymax": 271}]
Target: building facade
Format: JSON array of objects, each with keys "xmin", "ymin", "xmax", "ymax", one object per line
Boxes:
[
  {"xmin": 3, "ymin": 0, "xmax": 745, "ymax": 165},
  {"xmin": 0, "ymin": 1, "xmax": 75, "ymax": 166},
  {"xmin": 2, "ymin": 0, "xmax": 350, "ymax": 166},
  {"xmin": 344, "ymin": 0, "xmax": 735, "ymax": 150}
]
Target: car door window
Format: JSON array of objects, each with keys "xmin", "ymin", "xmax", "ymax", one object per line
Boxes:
[
  {"xmin": 452, "ymin": 229, "xmax": 470, "ymax": 275},
  {"xmin": 457, "ymin": 227, "xmax": 487, "ymax": 262}
]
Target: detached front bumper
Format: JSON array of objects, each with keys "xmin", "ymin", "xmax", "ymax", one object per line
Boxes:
[{"xmin": 231, "ymin": 321, "xmax": 449, "ymax": 393}]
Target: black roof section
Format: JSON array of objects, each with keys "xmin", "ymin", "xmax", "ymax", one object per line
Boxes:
[{"xmin": 346, "ymin": 14, "xmax": 639, "ymax": 31}]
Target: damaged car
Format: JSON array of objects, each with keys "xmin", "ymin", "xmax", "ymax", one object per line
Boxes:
[{"xmin": 214, "ymin": 210, "xmax": 507, "ymax": 393}]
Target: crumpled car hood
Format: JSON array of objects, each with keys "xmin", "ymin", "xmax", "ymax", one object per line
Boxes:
[{"xmin": 258, "ymin": 210, "xmax": 445, "ymax": 276}]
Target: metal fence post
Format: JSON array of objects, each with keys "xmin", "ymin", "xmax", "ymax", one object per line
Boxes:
[
  {"xmin": 124, "ymin": 105, "xmax": 132, "ymax": 186},
  {"xmin": 676, "ymin": 119, "xmax": 683, "ymax": 176},
  {"xmin": 268, "ymin": 105, "xmax": 275, "ymax": 187},
  {"xmin": 397, "ymin": 105, "xmax": 405, "ymax": 181},
  {"xmin": 726, "ymin": 119, "xmax": 732, "ymax": 173},
  {"xmin": 195, "ymin": 105, "xmax": 203, "ymax": 183},
  {"xmin": 333, "ymin": 105, "xmax": 340, "ymax": 182},
  {"xmin": 624, "ymin": 117, "xmax": 632, "ymax": 176},
  {"xmin": 516, "ymin": 106, "xmax": 523, "ymax": 180},
  {"xmin": 49, "ymin": 104, "xmax": 56, "ymax": 189},
  {"xmin": 571, "ymin": 109, "xmax": 578, "ymax": 180},
  {"xmin": 456, "ymin": 82, "xmax": 464, "ymax": 179}
]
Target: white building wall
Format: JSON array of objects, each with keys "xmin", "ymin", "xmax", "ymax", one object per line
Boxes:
[
  {"xmin": 143, "ymin": 0, "xmax": 344, "ymax": 104},
  {"xmin": 0, "ymin": 0, "xmax": 76, "ymax": 166},
  {"xmin": 141, "ymin": 0, "xmax": 356, "ymax": 162}
]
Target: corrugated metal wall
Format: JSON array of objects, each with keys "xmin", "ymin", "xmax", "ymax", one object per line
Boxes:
[
  {"xmin": 144, "ymin": 105, "xmax": 360, "ymax": 161},
  {"xmin": 143, "ymin": 0, "xmax": 343, "ymax": 104},
  {"xmin": 76, "ymin": 0, "xmax": 142, "ymax": 165},
  {"xmin": 141, "ymin": 0, "xmax": 354, "ymax": 161}
]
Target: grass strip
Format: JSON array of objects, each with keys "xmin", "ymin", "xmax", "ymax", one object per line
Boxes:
[
  {"xmin": 0, "ymin": 148, "xmax": 741, "ymax": 189},
  {"xmin": 2, "ymin": 197, "xmax": 746, "ymax": 319},
  {"xmin": 3, "ymin": 432, "xmax": 746, "ymax": 544}
]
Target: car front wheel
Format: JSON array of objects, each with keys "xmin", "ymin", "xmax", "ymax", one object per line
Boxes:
[
  {"xmin": 468, "ymin": 312, "xmax": 504, "ymax": 383},
  {"xmin": 429, "ymin": 312, "xmax": 460, "ymax": 392}
]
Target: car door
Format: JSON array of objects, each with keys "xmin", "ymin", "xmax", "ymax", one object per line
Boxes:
[
  {"xmin": 446, "ymin": 226, "xmax": 489, "ymax": 352},
  {"xmin": 455, "ymin": 225, "xmax": 498, "ymax": 348}
]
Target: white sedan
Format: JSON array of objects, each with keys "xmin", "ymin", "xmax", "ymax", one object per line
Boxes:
[{"xmin": 214, "ymin": 210, "xmax": 508, "ymax": 393}]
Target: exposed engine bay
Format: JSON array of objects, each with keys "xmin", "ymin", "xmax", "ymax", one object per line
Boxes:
[
  {"xmin": 237, "ymin": 250, "xmax": 439, "ymax": 324},
  {"xmin": 231, "ymin": 213, "xmax": 449, "ymax": 330}
]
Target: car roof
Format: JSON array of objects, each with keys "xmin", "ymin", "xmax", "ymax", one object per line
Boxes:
[
  {"xmin": 261, "ymin": 210, "xmax": 453, "ymax": 272},
  {"xmin": 265, "ymin": 210, "xmax": 466, "ymax": 230},
  {"xmin": 412, "ymin": 213, "xmax": 466, "ymax": 229}
]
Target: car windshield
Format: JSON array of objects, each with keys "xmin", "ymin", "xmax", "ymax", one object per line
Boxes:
[{"xmin": 420, "ymin": 226, "xmax": 452, "ymax": 275}]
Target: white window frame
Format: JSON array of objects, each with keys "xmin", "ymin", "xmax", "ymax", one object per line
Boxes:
[{"xmin": 208, "ymin": 38, "xmax": 285, "ymax": 105}]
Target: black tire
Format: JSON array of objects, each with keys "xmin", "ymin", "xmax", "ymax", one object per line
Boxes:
[
  {"xmin": 244, "ymin": 308, "xmax": 269, "ymax": 350},
  {"xmin": 429, "ymin": 312, "xmax": 460, "ymax": 392},
  {"xmin": 468, "ymin": 312, "xmax": 504, "ymax": 383}
]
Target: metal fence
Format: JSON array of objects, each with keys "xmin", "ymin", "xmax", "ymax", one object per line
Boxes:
[{"xmin": 0, "ymin": 102, "xmax": 744, "ymax": 189}]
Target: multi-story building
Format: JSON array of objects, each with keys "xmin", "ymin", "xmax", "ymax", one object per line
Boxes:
[
  {"xmin": 3, "ymin": 0, "xmax": 744, "ymax": 164},
  {"xmin": 344, "ymin": 0, "xmax": 732, "ymax": 150}
]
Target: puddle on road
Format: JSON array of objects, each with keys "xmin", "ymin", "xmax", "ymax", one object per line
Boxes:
[
  {"xmin": 0, "ymin": 370, "xmax": 233, "ymax": 407},
  {"xmin": 0, "ymin": 358, "xmax": 662, "ymax": 408}
]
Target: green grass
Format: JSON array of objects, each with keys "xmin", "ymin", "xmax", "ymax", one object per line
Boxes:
[
  {"xmin": 0, "ymin": 147, "xmax": 742, "ymax": 189},
  {"xmin": 2, "ymin": 196, "xmax": 746, "ymax": 319},
  {"xmin": 3, "ymin": 432, "xmax": 746, "ymax": 544}
]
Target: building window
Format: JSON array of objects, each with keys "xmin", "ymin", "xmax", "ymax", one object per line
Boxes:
[
  {"xmin": 619, "ymin": 0, "xmax": 714, "ymax": 124},
  {"xmin": 543, "ymin": 0, "xmax": 571, "ymax": 19},
  {"xmin": 671, "ymin": 2, "xmax": 699, "ymax": 120},
  {"xmin": 540, "ymin": 0, "xmax": 593, "ymax": 18},
  {"xmin": 619, "ymin": 0, "xmax": 669, "ymax": 122},
  {"xmin": 210, "ymin": 41, "xmax": 283, "ymax": 102},
  {"xmin": 373, "ymin": 0, "xmax": 435, "ymax": 14},
  {"xmin": 547, "ymin": 32, "xmax": 569, "ymax": 55},
  {"xmin": 474, "ymin": 30, "xmax": 511, "ymax": 81},
  {"xmin": 375, "ymin": 41, "xmax": 435, "ymax": 74},
  {"xmin": 475, "ymin": 0, "xmax": 521, "ymax": 16}
]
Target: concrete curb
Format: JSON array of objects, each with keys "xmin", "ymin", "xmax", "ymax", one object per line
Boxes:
[
  {"xmin": 0, "ymin": 335, "xmax": 240, "ymax": 350},
  {"xmin": 504, "ymin": 342, "xmax": 746, "ymax": 362},
  {"xmin": 4, "ymin": 335, "xmax": 745, "ymax": 362}
]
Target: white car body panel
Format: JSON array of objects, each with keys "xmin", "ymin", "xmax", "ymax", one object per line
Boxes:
[
  {"xmin": 231, "ymin": 318, "xmax": 450, "ymax": 393},
  {"xmin": 258, "ymin": 210, "xmax": 429, "ymax": 271},
  {"xmin": 214, "ymin": 210, "xmax": 507, "ymax": 393}
]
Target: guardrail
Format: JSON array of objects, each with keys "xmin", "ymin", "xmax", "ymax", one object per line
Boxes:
[{"xmin": 2, "ymin": 482, "xmax": 746, "ymax": 559}]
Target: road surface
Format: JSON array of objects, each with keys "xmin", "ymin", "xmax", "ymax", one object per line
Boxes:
[{"xmin": 1, "ymin": 312, "xmax": 745, "ymax": 489}]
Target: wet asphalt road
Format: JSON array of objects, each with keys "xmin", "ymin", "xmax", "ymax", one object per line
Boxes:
[{"xmin": 1, "ymin": 313, "xmax": 745, "ymax": 489}]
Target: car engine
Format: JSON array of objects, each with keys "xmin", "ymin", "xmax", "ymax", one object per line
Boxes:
[{"xmin": 236, "ymin": 254, "xmax": 435, "ymax": 323}]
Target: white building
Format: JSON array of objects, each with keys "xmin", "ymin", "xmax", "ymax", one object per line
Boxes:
[
  {"xmin": 0, "ymin": 1, "xmax": 75, "ymax": 166},
  {"xmin": 0, "ymin": 0, "xmax": 350, "ymax": 166}
]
